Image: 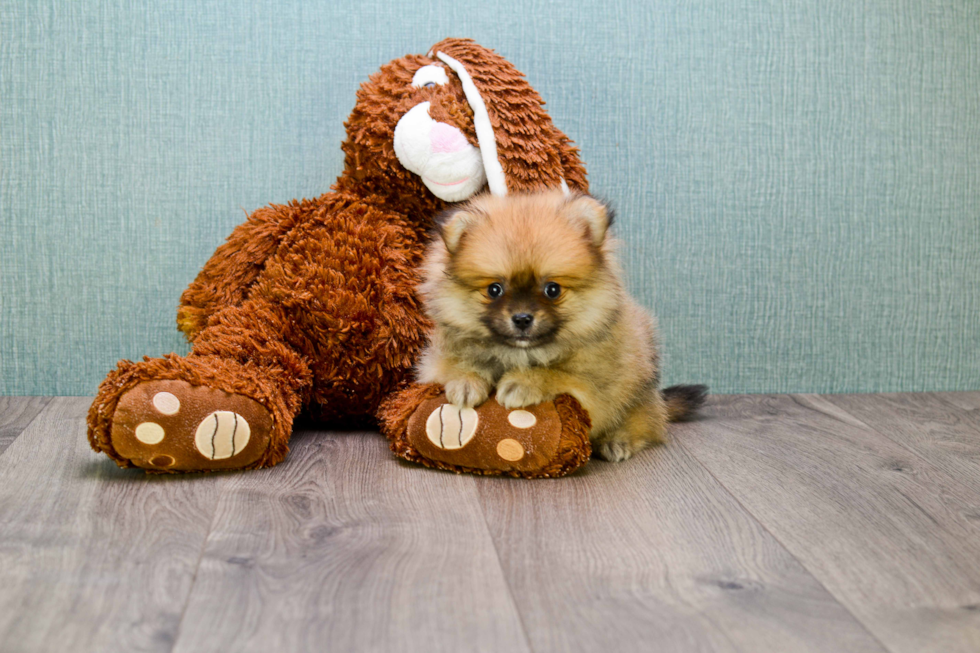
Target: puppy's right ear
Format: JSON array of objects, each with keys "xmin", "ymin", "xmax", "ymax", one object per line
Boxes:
[
  {"xmin": 436, "ymin": 207, "xmax": 484, "ymax": 253},
  {"xmin": 564, "ymin": 194, "xmax": 612, "ymax": 247}
]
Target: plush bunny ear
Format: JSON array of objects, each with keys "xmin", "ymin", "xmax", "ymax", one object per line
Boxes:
[
  {"xmin": 428, "ymin": 39, "xmax": 589, "ymax": 196},
  {"xmin": 436, "ymin": 205, "xmax": 486, "ymax": 253},
  {"xmin": 563, "ymin": 194, "xmax": 613, "ymax": 246}
]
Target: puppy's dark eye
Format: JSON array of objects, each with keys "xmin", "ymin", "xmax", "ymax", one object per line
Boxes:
[
  {"xmin": 487, "ymin": 283, "xmax": 504, "ymax": 299},
  {"xmin": 423, "ymin": 82, "xmax": 436, "ymax": 89},
  {"xmin": 544, "ymin": 282, "xmax": 561, "ymax": 299}
]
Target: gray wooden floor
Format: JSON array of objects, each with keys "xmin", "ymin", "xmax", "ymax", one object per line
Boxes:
[{"xmin": 1, "ymin": 393, "xmax": 979, "ymax": 653}]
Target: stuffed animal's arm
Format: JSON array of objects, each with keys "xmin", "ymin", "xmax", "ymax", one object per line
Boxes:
[{"xmin": 177, "ymin": 199, "xmax": 316, "ymax": 341}]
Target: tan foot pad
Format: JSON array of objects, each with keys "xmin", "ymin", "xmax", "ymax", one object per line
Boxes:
[
  {"xmin": 380, "ymin": 384, "xmax": 592, "ymax": 479},
  {"xmin": 111, "ymin": 380, "xmax": 273, "ymax": 471}
]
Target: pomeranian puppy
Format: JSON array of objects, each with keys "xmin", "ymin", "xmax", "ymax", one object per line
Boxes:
[{"xmin": 416, "ymin": 190, "xmax": 706, "ymax": 461}]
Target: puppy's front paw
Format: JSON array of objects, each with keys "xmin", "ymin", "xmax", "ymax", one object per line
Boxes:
[
  {"xmin": 595, "ymin": 440, "xmax": 637, "ymax": 462},
  {"xmin": 496, "ymin": 376, "xmax": 547, "ymax": 409},
  {"xmin": 445, "ymin": 377, "xmax": 490, "ymax": 408}
]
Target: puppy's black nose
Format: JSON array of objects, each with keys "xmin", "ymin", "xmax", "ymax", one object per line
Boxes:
[{"xmin": 512, "ymin": 313, "xmax": 534, "ymax": 330}]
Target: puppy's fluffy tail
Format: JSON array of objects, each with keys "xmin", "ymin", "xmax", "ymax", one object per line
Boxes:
[{"xmin": 662, "ymin": 384, "xmax": 708, "ymax": 422}]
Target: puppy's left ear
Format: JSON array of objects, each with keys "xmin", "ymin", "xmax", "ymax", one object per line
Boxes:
[
  {"xmin": 564, "ymin": 194, "xmax": 613, "ymax": 246},
  {"xmin": 436, "ymin": 206, "xmax": 485, "ymax": 254}
]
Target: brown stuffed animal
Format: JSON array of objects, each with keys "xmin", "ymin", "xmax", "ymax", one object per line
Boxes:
[{"xmin": 87, "ymin": 38, "xmax": 592, "ymax": 473}]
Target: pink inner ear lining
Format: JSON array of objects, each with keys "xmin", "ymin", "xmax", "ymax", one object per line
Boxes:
[{"xmin": 429, "ymin": 122, "xmax": 469, "ymax": 154}]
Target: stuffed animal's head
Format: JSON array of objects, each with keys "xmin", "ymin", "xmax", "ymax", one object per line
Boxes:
[{"xmin": 336, "ymin": 39, "xmax": 588, "ymax": 218}]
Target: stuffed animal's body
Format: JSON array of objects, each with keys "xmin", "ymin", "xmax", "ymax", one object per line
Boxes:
[{"xmin": 88, "ymin": 39, "xmax": 589, "ymax": 472}]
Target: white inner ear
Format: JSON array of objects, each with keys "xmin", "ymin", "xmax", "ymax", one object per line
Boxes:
[{"xmin": 412, "ymin": 65, "xmax": 449, "ymax": 88}]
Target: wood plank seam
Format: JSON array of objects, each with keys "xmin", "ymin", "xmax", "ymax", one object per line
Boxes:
[
  {"xmin": 0, "ymin": 396, "xmax": 53, "ymax": 459},
  {"xmin": 475, "ymin": 434, "xmax": 894, "ymax": 653},
  {"xmin": 168, "ymin": 488, "xmax": 226, "ymax": 653},
  {"xmin": 166, "ymin": 431, "xmax": 534, "ymax": 652},
  {"xmin": 799, "ymin": 394, "xmax": 980, "ymax": 502},
  {"xmin": 674, "ymin": 429, "xmax": 896, "ymax": 653},
  {"xmin": 476, "ymin": 489, "xmax": 537, "ymax": 653},
  {"xmin": 677, "ymin": 393, "xmax": 980, "ymax": 652},
  {"xmin": 931, "ymin": 392, "xmax": 980, "ymax": 422},
  {"xmin": 0, "ymin": 397, "xmax": 229, "ymax": 652}
]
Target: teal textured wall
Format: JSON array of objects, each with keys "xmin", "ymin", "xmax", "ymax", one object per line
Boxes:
[{"xmin": 2, "ymin": 1, "xmax": 979, "ymax": 396}]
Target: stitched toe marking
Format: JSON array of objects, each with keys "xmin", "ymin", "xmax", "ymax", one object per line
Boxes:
[
  {"xmin": 194, "ymin": 411, "xmax": 251, "ymax": 460},
  {"xmin": 134, "ymin": 422, "xmax": 165, "ymax": 445},
  {"xmin": 152, "ymin": 392, "xmax": 181, "ymax": 415},
  {"xmin": 496, "ymin": 438, "xmax": 525, "ymax": 461},
  {"xmin": 507, "ymin": 410, "xmax": 536, "ymax": 429}
]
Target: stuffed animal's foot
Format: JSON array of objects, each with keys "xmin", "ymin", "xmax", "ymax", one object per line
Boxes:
[
  {"xmin": 108, "ymin": 379, "xmax": 275, "ymax": 472},
  {"xmin": 379, "ymin": 384, "xmax": 593, "ymax": 478}
]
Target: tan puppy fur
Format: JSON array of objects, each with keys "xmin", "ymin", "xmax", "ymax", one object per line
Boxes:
[{"xmin": 416, "ymin": 190, "xmax": 668, "ymax": 461}]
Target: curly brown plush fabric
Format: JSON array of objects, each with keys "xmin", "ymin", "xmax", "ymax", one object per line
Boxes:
[{"xmin": 87, "ymin": 39, "xmax": 590, "ymax": 472}]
